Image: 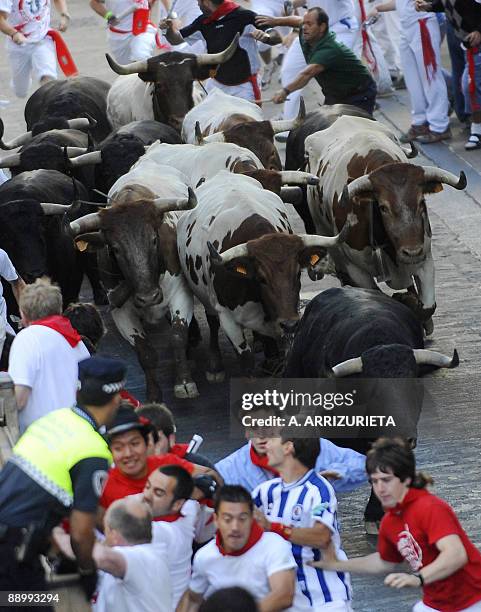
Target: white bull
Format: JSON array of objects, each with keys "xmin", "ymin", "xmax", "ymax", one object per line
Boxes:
[
  {"xmin": 305, "ymin": 116, "xmax": 467, "ymax": 334},
  {"xmin": 177, "ymin": 170, "xmax": 348, "ymax": 378},
  {"xmin": 70, "ymin": 160, "xmax": 199, "ymax": 400}
]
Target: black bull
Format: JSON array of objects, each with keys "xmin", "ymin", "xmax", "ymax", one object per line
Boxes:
[
  {"xmin": 0, "ymin": 170, "xmax": 106, "ymax": 319},
  {"xmin": 283, "ymin": 286, "xmax": 458, "ymax": 521}
]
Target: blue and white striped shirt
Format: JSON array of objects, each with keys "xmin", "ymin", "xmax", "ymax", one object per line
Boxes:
[{"xmin": 253, "ymin": 470, "xmax": 352, "ymax": 610}]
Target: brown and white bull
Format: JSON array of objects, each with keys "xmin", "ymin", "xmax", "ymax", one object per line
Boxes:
[
  {"xmin": 305, "ymin": 116, "xmax": 467, "ymax": 334},
  {"xmin": 177, "ymin": 171, "xmax": 349, "ymax": 379},
  {"xmin": 106, "ymin": 37, "xmax": 239, "ymax": 132},
  {"xmin": 69, "ymin": 161, "xmax": 199, "ymax": 401},
  {"xmin": 181, "ymin": 89, "xmax": 306, "ymax": 170},
  {"xmin": 140, "ymin": 141, "xmax": 318, "ymax": 202}
]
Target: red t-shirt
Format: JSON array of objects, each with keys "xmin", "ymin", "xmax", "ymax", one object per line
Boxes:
[
  {"xmin": 378, "ymin": 488, "xmax": 481, "ymax": 612},
  {"xmin": 100, "ymin": 453, "xmax": 194, "ymax": 510}
]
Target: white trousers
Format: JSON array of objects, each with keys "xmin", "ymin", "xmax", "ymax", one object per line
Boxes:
[
  {"xmin": 205, "ymin": 77, "xmax": 260, "ymax": 102},
  {"xmin": 6, "ymin": 36, "xmax": 57, "ymax": 98},
  {"xmin": 107, "ymin": 28, "xmax": 156, "ymax": 64},
  {"xmin": 413, "ymin": 599, "xmax": 481, "ymax": 612},
  {"xmin": 399, "ymin": 17, "xmax": 449, "ymax": 132},
  {"xmin": 280, "ymin": 19, "xmax": 359, "ymax": 119},
  {"xmin": 371, "ymin": 0, "xmax": 401, "ymax": 73}
]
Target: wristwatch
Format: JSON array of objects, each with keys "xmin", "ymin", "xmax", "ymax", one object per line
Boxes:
[
  {"xmin": 413, "ymin": 572, "xmax": 424, "ymax": 586},
  {"xmin": 282, "ymin": 87, "xmax": 291, "ymax": 97}
]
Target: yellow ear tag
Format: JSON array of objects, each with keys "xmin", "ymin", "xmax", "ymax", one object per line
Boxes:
[
  {"xmin": 208, "ymin": 68, "xmax": 218, "ymax": 78},
  {"xmin": 236, "ymin": 265, "xmax": 248, "ymax": 275},
  {"xmin": 75, "ymin": 240, "xmax": 88, "ymax": 252},
  {"xmin": 310, "ymin": 254, "xmax": 320, "ymax": 266}
]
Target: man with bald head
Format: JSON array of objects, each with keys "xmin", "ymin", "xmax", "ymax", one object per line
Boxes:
[{"xmin": 93, "ymin": 497, "xmax": 173, "ymax": 611}]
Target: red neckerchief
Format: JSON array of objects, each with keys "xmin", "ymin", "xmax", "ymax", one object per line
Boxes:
[
  {"xmin": 153, "ymin": 512, "xmax": 182, "ymax": 522},
  {"xmin": 250, "ymin": 445, "xmax": 280, "ymax": 477},
  {"xmin": 202, "ymin": 1, "xmax": 239, "ymax": 25},
  {"xmin": 171, "ymin": 443, "xmax": 189, "ymax": 458},
  {"xmin": 215, "ymin": 520, "xmax": 263, "ymax": 556},
  {"xmin": 120, "ymin": 389, "xmax": 141, "ymax": 408},
  {"xmin": 32, "ymin": 315, "xmax": 82, "ymax": 347},
  {"xmin": 419, "ymin": 18, "xmax": 437, "ymax": 82},
  {"xmin": 387, "ymin": 488, "xmax": 429, "ymax": 516}
]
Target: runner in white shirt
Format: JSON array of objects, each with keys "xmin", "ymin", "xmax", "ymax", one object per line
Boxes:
[
  {"xmin": 141, "ymin": 464, "xmax": 199, "ymax": 609},
  {"xmin": 368, "ymin": 0, "xmax": 450, "ymax": 142},
  {"xmin": 253, "ymin": 437, "xmax": 353, "ymax": 611},
  {"xmin": 8, "ymin": 278, "xmax": 89, "ymax": 432},
  {"xmin": 0, "ymin": 248, "xmax": 24, "ymax": 356},
  {"xmin": 90, "ymin": 0, "xmax": 161, "ymax": 64},
  {"xmin": 178, "ymin": 485, "xmax": 311, "ymax": 612},
  {"xmin": 0, "ymin": 0, "xmax": 70, "ymax": 97}
]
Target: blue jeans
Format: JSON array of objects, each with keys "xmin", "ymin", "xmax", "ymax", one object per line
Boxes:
[
  {"xmin": 446, "ymin": 24, "xmax": 468, "ymax": 122},
  {"xmin": 462, "ymin": 44, "xmax": 481, "ymax": 116}
]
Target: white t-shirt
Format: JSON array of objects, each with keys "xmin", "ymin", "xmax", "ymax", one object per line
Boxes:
[
  {"xmin": 0, "ymin": 248, "xmax": 18, "ymax": 335},
  {"xmin": 106, "ymin": 0, "xmax": 149, "ymax": 32},
  {"xmin": 306, "ymin": 0, "xmax": 354, "ymax": 25},
  {"xmin": 0, "ymin": 0, "xmax": 51, "ymax": 42},
  {"xmin": 152, "ymin": 499, "xmax": 198, "ymax": 608},
  {"xmin": 395, "ymin": 0, "xmax": 434, "ymax": 28},
  {"xmin": 189, "ymin": 531, "xmax": 310, "ymax": 611},
  {"xmin": 94, "ymin": 543, "xmax": 172, "ymax": 612},
  {"xmin": 8, "ymin": 325, "xmax": 89, "ymax": 432}
]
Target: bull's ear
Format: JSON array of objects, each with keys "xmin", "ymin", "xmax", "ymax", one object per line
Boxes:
[
  {"xmin": 74, "ymin": 231, "xmax": 105, "ymax": 252},
  {"xmin": 423, "ymin": 181, "xmax": 443, "ymax": 194},
  {"xmin": 298, "ymin": 246, "xmax": 327, "ymax": 269},
  {"xmin": 224, "ymin": 258, "xmax": 255, "ymax": 278}
]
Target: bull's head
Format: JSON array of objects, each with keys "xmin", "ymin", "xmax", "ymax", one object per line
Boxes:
[
  {"xmin": 69, "ymin": 186, "xmax": 197, "ymax": 319},
  {"xmin": 0, "ymin": 144, "xmax": 88, "ymax": 175},
  {"xmin": 200, "ymin": 98, "xmax": 306, "ymax": 170},
  {"xmin": 208, "ymin": 222, "xmax": 349, "ymax": 335},
  {"xmin": 339, "ymin": 164, "xmax": 466, "ymax": 265},
  {"xmin": 105, "ymin": 36, "xmax": 239, "ymax": 131},
  {"xmin": 0, "ymin": 200, "xmax": 74, "ymax": 282},
  {"xmin": 0, "ymin": 116, "xmax": 95, "ymax": 150}
]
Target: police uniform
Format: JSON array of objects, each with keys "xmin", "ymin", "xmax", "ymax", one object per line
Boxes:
[{"xmin": 0, "ymin": 356, "xmax": 125, "ymax": 604}]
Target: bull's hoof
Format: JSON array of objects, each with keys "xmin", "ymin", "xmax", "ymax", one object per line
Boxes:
[
  {"xmin": 174, "ymin": 381, "xmax": 200, "ymax": 399},
  {"xmin": 206, "ymin": 370, "xmax": 225, "ymax": 383},
  {"xmin": 423, "ymin": 317, "xmax": 434, "ymax": 336}
]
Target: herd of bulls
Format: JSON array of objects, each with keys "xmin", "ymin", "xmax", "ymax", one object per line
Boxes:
[{"xmin": 0, "ymin": 40, "xmax": 464, "ymax": 439}]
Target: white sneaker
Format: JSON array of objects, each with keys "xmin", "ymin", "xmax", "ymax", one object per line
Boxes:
[{"xmin": 465, "ymin": 133, "xmax": 481, "ymax": 150}]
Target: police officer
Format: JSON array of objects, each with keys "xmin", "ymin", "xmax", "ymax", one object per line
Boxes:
[{"xmin": 0, "ymin": 355, "xmax": 126, "ymax": 607}]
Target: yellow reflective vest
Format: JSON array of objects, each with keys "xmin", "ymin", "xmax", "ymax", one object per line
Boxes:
[{"xmin": 11, "ymin": 408, "xmax": 112, "ymax": 507}]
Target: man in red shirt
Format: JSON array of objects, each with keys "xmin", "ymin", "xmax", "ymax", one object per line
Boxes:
[
  {"xmin": 309, "ymin": 438, "xmax": 481, "ymax": 612},
  {"xmin": 99, "ymin": 405, "xmax": 222, "ymax": 512}
]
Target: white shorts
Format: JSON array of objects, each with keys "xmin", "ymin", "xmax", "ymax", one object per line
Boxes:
[
  {"xmin": 413, "ymin": 600, "xmax": 481, "ymax": 612},
  {"xmin": 313, "ymin": 601, "xmax": 353, "ymax": 612},
  {"xmin": 107, "ymin": 28, "xmax": 156, "ymax": 64},
  {"xmin": 205, "ymin": 77, "xmax": 261, "ymax": 102},
  {"xmin": 6, "ymin": 36, "xmax": 57, "ymax": 98}
]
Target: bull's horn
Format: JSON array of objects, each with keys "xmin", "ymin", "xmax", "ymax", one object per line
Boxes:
[
  {"xmin": 0, "ymin": 153, "xmax": 21, "ymax": 168},
  {"xmin": 106, "ymin": 52, "xmax": 148, "ymax": 75},
  {"xmin": 332, "ymin": 357, "xmax": 363, "ymax": 377},
  {"xmin": 196, "ymin": 33, "xmax": 240, "ymax": 66},
  {"xmin": 299, "ymin": 219, "xmax": 351, "ymax": 248},
  {"xmin": 280, "ymin": 186, "xmax": 302, "ymax": 204},
  {"xmin": 195, "ymin": 122, "xmax": 205, "ymax": 145},
  {"xmin": 279, "ymin": 170, "xmax": 319, "ymax": 186},
  {"xmin": 40, "ymin": 203, "xmax": 72, "ymax": 215},
  {"xmin": 68, "ymin": 150, "xmax": 103, "ymax": 167},
  {"xmin": 270, "ymin": 98, "xmax": 305, "ymax": 134},
  {"xmin": 422, "ymin": 167, "xmax": 467, "ymax": 190},
  {"xmin": 341, "ymin": 174, "xmax": 373, "ymax": 206},
  {"xmin": 413, "ymin": 348, "xmax": 459, "ymax": 369},
  {"xmin": 66, "ymin": 147, "xmax": 89, "ymax": 158},
  {"xmin": 70, "ymin": 212, "xmax": 102, "ymax": 236},
  {"xmin": 66, "ymin": 117, "xmax": 97, "ymax": 130},
  {"xmin": 204, "ymin": 131, "xmax": 226, "ymax": 144},
  {"xmin": 153, "ymin": 186, "xmax": 197, "ymax": 213},
  {"xmin": 402, "ymin": 142, "xmax": 418, "ymax": 159},
  {"xmin": 208, "ymin": 241, "xmax": 249, "ymax": 264},
  {"xmin": 0, "ymin": 118, "xmax": 32, "ymax": 150}
]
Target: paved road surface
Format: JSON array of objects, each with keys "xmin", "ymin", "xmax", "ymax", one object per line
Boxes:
[{"xmin": 1, "ymin": 6, "xmax": 481, "ymax": 609}]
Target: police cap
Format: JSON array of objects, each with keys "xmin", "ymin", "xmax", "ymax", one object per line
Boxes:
[{"xmin": 77, "ymin": 356, "xmax": 127, "ymax": 406}]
